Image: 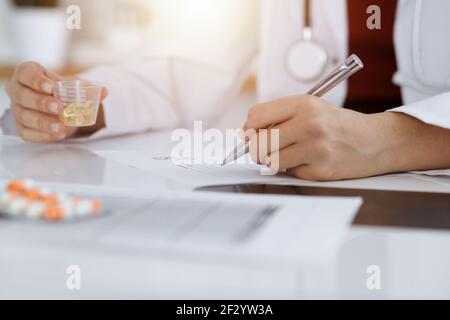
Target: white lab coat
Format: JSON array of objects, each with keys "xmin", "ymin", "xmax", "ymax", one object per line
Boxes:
[{"xmin": 1, "ymin": 0, "xmax": 449, "ymax": 138}]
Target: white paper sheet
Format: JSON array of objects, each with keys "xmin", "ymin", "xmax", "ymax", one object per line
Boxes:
[
  {"xmin": 95, "ymin": 151, "xmax": 450, "ymax": 193},
  {"xmin": 95, "ymin": 150, "xmax": 299, "ymax": 188}
]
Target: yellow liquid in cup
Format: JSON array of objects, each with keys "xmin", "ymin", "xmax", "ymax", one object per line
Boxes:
[{"xmin": 59, "ymin": 101, "xmax": 97, "ymax": 127}]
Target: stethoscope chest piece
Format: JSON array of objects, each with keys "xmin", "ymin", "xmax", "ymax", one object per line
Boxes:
[
  {"xmin": 286, "ymin": 0, "xmax": 329, "ymax": 82},
  {"xmin": 286, "ymin": 29, "xmax": 328, "ymax": 81}
]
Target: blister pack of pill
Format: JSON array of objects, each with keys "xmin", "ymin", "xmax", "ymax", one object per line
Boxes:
[{"xmin": 0, "ymin": 180, "xmax": 102, "ymax": 222}]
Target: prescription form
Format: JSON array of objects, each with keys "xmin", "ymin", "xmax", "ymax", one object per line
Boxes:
[{"xmin": 94, "ymin": 150, "xmax": 450, "ymax": 193}]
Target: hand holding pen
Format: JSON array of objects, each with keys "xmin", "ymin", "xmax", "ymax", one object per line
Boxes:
[{"xmin": 222, "ymin": 55, "xmax": 374, "ymax": 181}]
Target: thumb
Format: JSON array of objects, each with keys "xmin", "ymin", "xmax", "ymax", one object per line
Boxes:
[{"xmin": 100, "ymin": 87, "xmax": 109, "ymax": 101}]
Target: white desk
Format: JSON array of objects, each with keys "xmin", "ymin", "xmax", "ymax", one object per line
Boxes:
[{"xmin": 0, "ymin": 91, "xmax": 449, "ymax": 299}]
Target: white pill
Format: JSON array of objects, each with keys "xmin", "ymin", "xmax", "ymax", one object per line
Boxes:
[
  {"xmin": 75, "ymin": 200, "xmax": 92, "ymax": 217},
  {"xmin": 9, "ymin": 198, "xmax": 27, "ymax": 216},
  {"xmin": 0, "ymin": 193, "xmax": 12, "ymax": 212},
  {"xmin": 61, "ymin": 200, "xmax": 75, "ymax": 220},
  {"xmin": 0, "ymin": 193, "xmax": 13, "ymax": 207},
  {"xmin": 26, "ymin": 202, "xmax": 45, "ymax": 219}
]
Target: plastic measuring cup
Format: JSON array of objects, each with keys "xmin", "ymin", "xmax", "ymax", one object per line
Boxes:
[{"xmin": 54, "ymin": 80, "xmax": 102, "ymax": 127}]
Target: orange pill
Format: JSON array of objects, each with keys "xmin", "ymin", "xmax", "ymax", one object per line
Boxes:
[
  {"xmin": 24, "ymin": 189, "xmax": 42, "ymax": 202},
  {"xmin": 44, "ymin": 205, "xmax": 63, "ymax": 221},
  {"xmin": 36, "ymin": 193, "xmax": 47, "ymax": 201},
  {"xmin": 43, "ymin": 194, "xmax": 58, "ymax": 206},
  {"xmin": 7, "ymin": 181, "xmax": 25, "ymax": 194},
  {"xmin": 54, "ymin": 208, "xmax": 64, "ymax": 221},
  {"xmin": 91, "ymin": 199, "xmax": 102, "ymax": 214}
]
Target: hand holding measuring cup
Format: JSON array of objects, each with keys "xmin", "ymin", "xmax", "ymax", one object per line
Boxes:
[{"xmin": 5, "ymin": 61, "xmax": 108, "ymax": 143}]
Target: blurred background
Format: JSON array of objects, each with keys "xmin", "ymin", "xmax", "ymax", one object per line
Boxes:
[
  {"xmin": 0, "ymin": 0, "xmax": 153, "ymax": 115},
  {"xmin": 0, "ymin": 0, "xmax": 255, "ymax": 117},
  {"xmin": 0, "ymin": 0, "xmax": 157, "ymax": 71}
]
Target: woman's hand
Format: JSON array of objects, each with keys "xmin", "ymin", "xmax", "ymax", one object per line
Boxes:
[
  {"xmin": 5, "ymin": 61, "xmax": 107, "ymax": 143},
  {"xmin": 243, "ymin": 95, "xmax": 450, "ymax": 181}
]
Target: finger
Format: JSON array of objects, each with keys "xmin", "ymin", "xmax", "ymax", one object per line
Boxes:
[
  {"xmin": 266, "ymin": 144, "xmax": 311, "ymax": 172},
  {"xmin": 287, "ymin": 164, "xmax": 335, "ymax": 181},
  {"xmin": 43, "ymin": 68, "xmax": 62, "ymax": 82},
  {"xmin": 254, "ymin": 117, "xmax": 307, "ymax": 158},
  {"xmin": 243, "ymin": 97, "xmax": 299, "ymax": 131},
  {"xmin": 249, "ymin": 118, "xmax": 303, "ymax": 164},
  {"xmin": 286, "ymin": 165, "xmax": 315, "ymax": 181},
  {"xmin": 15, "ymin": 121, "xmax": 66, "ymax": 143},
  {"xmin": 286, "ymin": 151, "xmax": 335, "ymax": 181},
  {"xmin": 14, "ymin": 62, "xmax": 55, "ymax": 94},
  {"xmin": 11, "ymin": 104, "xmax": 65, "ymax": 136},
  {"xmin": 100, "ymin": 87, "xmax": 108, "ymax": 101},
  {"xmin": 11, "ymin": 83, "xmax": 63, "ymax": 114}
]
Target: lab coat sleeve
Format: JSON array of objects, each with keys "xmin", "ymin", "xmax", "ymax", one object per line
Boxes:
[
  {"xmin": 82, "ymin": 57, "xmax": 253, "ymax": 140},
  {"xmin": 388, "ymin": 92, "xmax": 450, "ymax": 130}
]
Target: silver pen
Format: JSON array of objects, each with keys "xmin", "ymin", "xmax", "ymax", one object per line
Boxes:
[{"xmin": 221, "ymin": 54, "xmax": 364, "ymax": 166}]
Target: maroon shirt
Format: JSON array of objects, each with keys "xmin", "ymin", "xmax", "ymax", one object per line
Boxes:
[{"xmin": 345, "ymin": 0, "xmax": 402, "ymax": 113}]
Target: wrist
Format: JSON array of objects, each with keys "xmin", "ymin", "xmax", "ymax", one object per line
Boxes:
[
  {"xmin": 366, "ymin": 112, "xmax": 414, "ymax": 174},
  {"xmin": 367, "ymin": 111, "xmax": 450, "ymax": 174}
]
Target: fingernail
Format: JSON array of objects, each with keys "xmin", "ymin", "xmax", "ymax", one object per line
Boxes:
[
  {"xmin": 263, "ymin": 156, "xmax": 271, "ymax": 166},
  {"xmin": 48, "ymin": 102, "xmax": 60, "ymax": 114},
  {"xmin": 41, "ymin": 82, "xmax": 53, "ymax": 94},
  {"xmin": 51, "ymin": 123, "xmax": 62, "ymax": 134}
]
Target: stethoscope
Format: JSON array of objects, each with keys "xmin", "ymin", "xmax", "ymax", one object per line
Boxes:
[{"xmin": 286, "ymin": 0, "xmax": 329, "ymax": 82}]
